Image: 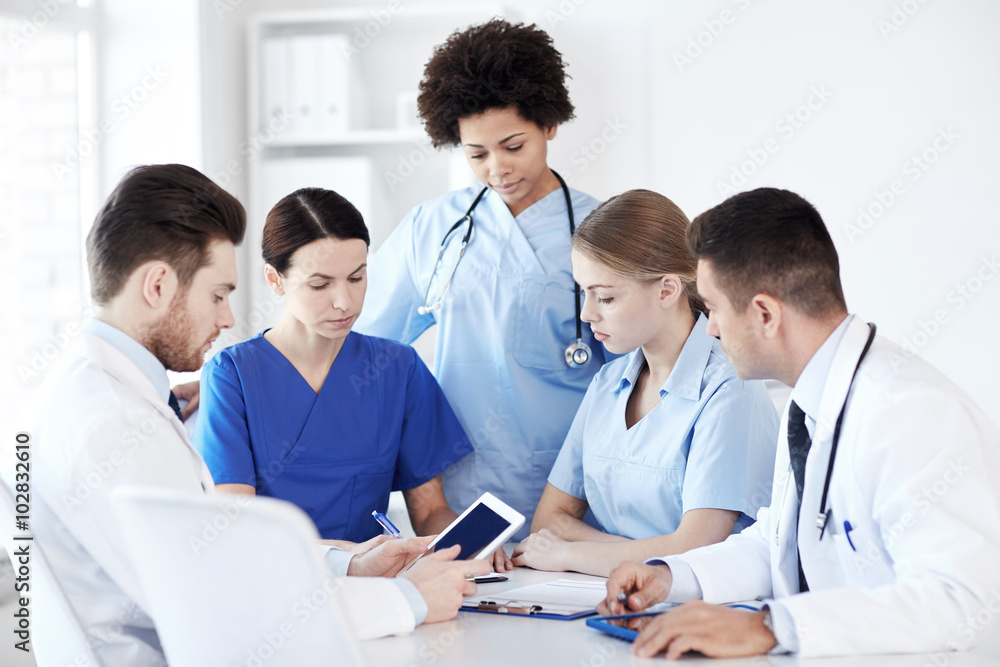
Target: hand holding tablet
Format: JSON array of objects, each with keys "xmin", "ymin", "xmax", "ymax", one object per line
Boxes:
[{"xmin": 399, "ymin": 492, "xmax": 524, "ymax": 574}]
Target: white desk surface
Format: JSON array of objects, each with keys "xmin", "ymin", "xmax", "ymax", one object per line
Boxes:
[{"xmin": 360, "ymin": 567, "xmax": 1000, "ymax": 666}]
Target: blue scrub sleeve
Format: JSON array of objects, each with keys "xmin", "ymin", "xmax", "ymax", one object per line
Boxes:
[
  {"xmin": 355, "ymin": 206, "xmax": 435, "ymax": 344},
  {"xmin": 191, "ymin": 352, "xmax": 258, "ymax": 488},
  {"xmin": 391, "ymin": 352, "xmax": 473, "ymax": 491},
  {"xmin": 546, "ymin": 375, "xmax": 599, "ymax": 501},
  {"xmin": 681, "ymin": 378, "xmax": 773, "ymax": 516}
]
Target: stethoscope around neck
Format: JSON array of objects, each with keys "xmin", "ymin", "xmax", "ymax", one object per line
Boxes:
[
  {"xmin": 418, "ymin": 170, "xmax": 592, "ymax": 369},
  {"xmin": 816, "ymin": 321, "xmax": 877, "ymax": 541}
]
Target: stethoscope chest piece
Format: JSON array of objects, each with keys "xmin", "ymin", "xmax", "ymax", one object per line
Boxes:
[
  {"xmin": 423, "ymin": 171, "xmax": 593, "ymax": 370},
  {"xmin": 565, "ymin": 340, "xmax": 592, "ymax": 368}
]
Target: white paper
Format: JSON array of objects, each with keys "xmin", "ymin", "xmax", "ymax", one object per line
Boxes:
[{"xmin": 469, "ymin": 579, "xmax": 607, "ymax": 608}]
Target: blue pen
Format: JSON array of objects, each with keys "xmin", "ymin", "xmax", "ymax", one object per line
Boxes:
[
  {"xmin": 843, "ymin": 520, "xmax": 857, "ymax": 551},
  {"xmin": 372, "ymin": 511, "xmax": 403, "ymax": 539}
]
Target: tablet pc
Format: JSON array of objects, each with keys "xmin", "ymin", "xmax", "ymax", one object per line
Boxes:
[
  {"xmin": 400, "ymin": 492, "xmax": 524, "ymax": 572},
  {"xmin": 586, "ymin": 612, "xmax": 665, "ymax": 642}
]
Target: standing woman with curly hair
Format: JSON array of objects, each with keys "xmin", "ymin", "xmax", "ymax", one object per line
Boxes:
[{"xmin": 355, "ymin": 19, "xmax": 611, "ymax": 540}]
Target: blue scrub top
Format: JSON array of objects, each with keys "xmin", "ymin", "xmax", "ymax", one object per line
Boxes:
[
  {"xmin": 354, "ymin": 185, "xmax": 610, "ymax": 539},
  {"xmin": 192, "ymin": 331, "xmax": 473, "ymax": 542},
  {"xmin": 547, "ymin": 315, "xmax": 779, "ymax": 539}
]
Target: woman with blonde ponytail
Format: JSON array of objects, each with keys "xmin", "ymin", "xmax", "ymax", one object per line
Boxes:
[{"xmin": 512, "ymin": 189, "xmax": 779, "ymax": 577}]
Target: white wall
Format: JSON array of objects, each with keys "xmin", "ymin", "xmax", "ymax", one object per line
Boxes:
[
  {"xmin": 198, "ymin": 0, "xmax": 999, "ymax": 425},
  {"xmin": 96, "ymin": 0, "xmax": 202, "ymax": 198}
]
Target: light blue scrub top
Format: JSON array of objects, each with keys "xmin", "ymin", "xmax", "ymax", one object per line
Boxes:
[
  {"xmin": 547, "ymin": 314, "xmax": 779, "ymax": 539},
  {"xmin": 355, "ymin": 185, "xmax": 609, "ymax": 538}
]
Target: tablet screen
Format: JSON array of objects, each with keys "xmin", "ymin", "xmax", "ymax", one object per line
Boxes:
[{"xmin": 432, "ymin": 502, "xmax": 511, "ymax": 559}]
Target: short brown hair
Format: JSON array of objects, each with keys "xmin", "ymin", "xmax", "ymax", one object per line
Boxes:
[
  {"xmin": 86, "ymin": 164, "xmax": 246, "ymax": 306},
  {"xmin": 687, "ymin": 187, "xmax": 846, "ymax": 316},
  {"xmin": 572, "ymin": 189, "xmax": 705, "ymax": 314},
  {"xmin": 417, "ymin": 19, "xmax": 575, "ymax": 148}
]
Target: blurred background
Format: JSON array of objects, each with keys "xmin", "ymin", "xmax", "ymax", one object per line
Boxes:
[
  {"xmin": 2, "ymin": 1, "xmax": 999, "ymax": 663},
  {"xmin": 4, "ymin": 0, "xmax": 998, "ymax": 427}
]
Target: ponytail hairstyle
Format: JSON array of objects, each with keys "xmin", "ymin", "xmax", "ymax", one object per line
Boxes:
[
  {"xmin": 572, "ymin": 189, "xmax": 705, "ymax": 315},
  {"xmin": 261, "ymin": 188, "xmax": 369, "ymax": 274}
]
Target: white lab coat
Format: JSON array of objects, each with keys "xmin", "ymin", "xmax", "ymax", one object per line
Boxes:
[
  {"xmin": 664, "ymin": 316, "xmax": 1000, "ymax": 657},
  {"xmin": 23, "ymin": 332, "xmax": 415, "ymax": 666}
]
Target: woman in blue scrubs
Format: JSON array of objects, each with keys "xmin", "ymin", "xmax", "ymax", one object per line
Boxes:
[
  {"xmin": 192, "ymin": 188, "xmax": 487, "ymax": 555},
  {"xmin": 511, "ymin": 190, "xmax": 779, "ymax": 576},
  {"xmin": 354, "ymin": 19, "xmax": 611, "ymax": 539}
]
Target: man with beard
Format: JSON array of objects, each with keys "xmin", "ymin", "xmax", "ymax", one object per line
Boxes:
[{"xmin": 18, "ymin": 164, "xmax": 487, "ymax": 666}]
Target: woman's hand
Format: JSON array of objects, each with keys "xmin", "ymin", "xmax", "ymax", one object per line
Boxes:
[
  {"xmin": 511, "ymin": 528, "xmax": 573, "ymax": 571},
  {"xmin": 488, "ymin": 545, "xmax": 514, "ymax": 572}
]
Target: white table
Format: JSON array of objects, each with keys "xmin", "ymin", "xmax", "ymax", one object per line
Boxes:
[{"xmin": 360, "ymin": 567, "xmax": 1000, "ymax": 666}]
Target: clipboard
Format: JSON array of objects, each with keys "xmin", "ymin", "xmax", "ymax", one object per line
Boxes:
[
  {"xmin": 459, "ymin": 578, "xmax": 605, "ymax": 620},
  {"xmin": 461, "ymin": 599, "xmax": 597, "ymax": 620}
]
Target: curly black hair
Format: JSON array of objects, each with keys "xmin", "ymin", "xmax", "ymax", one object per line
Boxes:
[{"xmin": 417, "ymin": 19, "xmax": 575, "ymax": 148}]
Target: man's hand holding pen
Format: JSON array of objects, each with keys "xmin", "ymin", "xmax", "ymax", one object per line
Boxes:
[
  {"xmin": 599, "ymin": 561, "xmax": 673, "ymax": 615},
  {"xmin": 599, "ymin": 562, "xmax": 777, "ymax": 659}
]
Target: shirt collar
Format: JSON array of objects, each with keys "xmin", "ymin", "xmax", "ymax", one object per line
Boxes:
[
  {"xmin": 788, "ymin": 314, "xmax": 853, "ymax": 432},
  {"xmin": 84, "ymin": 318, "xmax": 171, "ymax": 402},
  {"xmin": 614, "ymin": 313, "xmax": 715, "ymax": 402}
]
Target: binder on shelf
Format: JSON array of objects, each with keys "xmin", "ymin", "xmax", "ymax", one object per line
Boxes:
[
  {"xmin": 261, "ymin": 36, "xmax": 290, "ymax": 133},
  {"xmin": 319, "ymin": 34, "xmax": 350, "ymax": 136},
  {"xmin": 288, "ymin": 34, "xmax": 321, "ymax": 139}
]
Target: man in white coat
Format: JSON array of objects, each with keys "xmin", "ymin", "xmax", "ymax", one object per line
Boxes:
[
  {"xmin": 18, "ymin": 164, "xmax": 488, "ymax": 666},
  {"xmin": 600, "ymin": 187, "xmax": 1000, "ymax": 659}
]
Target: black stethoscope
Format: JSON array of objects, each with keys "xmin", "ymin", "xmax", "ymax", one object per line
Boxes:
[
  {"xmin": 816, "ymin": 322, "xmax": 877, "ymax": 540},
  {"xmin": 417, "ymin": 170, "xmax": 592, "ymax": 369}
]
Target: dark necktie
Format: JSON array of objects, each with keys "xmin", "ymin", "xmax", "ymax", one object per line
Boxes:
[
  {"xmin": 787, "ymin": 400, "xmax": 811, "ymax": 592},
  {"xmin": 168, "ymin": 391, "xmax": 184, "ymax": 422}
]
